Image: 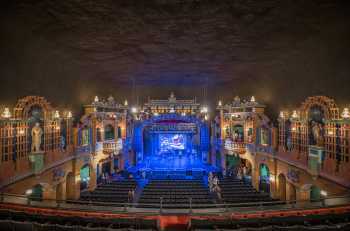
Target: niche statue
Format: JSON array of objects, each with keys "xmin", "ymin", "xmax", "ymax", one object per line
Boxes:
[
  {"xmin": 311, "ymin": 121, "xmax": 324, "ymax": 146},
  {"xmin": 31, "ymin": 123, "xmax": 43, "ymax": 152}
]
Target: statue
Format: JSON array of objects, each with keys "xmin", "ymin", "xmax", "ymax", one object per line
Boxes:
[
  {"xmin": 31, "ymin": 123, "xmax": 43, "ymax": 152},
  {"xmin": 311, "ymin": 121, "xmax": 324, "ymax": 146}
]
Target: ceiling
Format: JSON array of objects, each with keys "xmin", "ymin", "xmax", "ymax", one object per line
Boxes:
[{"xmin": 0, "ymin": 0, "xmax": 349, "ymax": 117}]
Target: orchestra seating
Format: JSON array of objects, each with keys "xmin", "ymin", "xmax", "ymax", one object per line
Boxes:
[
  {"xmin": 189, "ymin": 212, "xmax": 350, "ymax": 230},
  {"xmin": 80, "ymin": 180, "xmax": 137, "ymax": 204},
  {"xmin": 138, "ymin": 179, "xmax": 213, "ymax": 208},
  {"xmin": 219, "ymin": 177, "xmax": 278, "ymax": 205},
  {"xmin": 0, "ymin": 209, "xmax": 157, "ymax": 231}
]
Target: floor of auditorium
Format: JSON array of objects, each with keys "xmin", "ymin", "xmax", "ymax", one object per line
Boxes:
[{"xmin": 80, "ymin": 174, "xmax": 279, "ymax": 209}]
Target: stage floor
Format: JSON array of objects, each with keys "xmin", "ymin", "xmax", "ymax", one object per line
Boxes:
[{"xmin": 129, "ymin": 152, "xmax": 218, "ymax": 174}]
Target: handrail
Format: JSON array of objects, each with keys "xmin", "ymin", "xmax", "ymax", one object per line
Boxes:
[{"xmin": 1, "ymin": 192, "xmax": 350, "ymax": 215}]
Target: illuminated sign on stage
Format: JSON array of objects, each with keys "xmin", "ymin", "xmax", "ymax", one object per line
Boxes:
[{"xmin": 159, "ymin": 134, "xmax": 186, "ymax": 152}]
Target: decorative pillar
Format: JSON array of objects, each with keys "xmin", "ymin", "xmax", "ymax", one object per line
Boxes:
[{"xmin": 88, "ymin": 165, "xmax": 97, "ymax": 191}]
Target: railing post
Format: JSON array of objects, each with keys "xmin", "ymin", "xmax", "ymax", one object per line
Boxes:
[
  {"xmin": 189, "ymin": 197, "xmax": 192, "ymax": 214},
  {"xmin": 160, "ymin": 197, "xmax": 163, "ymax": 214}
]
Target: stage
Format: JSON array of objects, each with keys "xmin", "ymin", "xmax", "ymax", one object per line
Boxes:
[{"xmin": 128, "ymin": 114, "xmax": 218, "ymax": 179}]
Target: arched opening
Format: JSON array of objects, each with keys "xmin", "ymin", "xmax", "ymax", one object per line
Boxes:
[
  {"xmin": 102, "ymin": 161, "xmax": 111, "ymax": 175},
  {"xmin": 259, "ymin": 164, "xmax": 270, "ymax": 193},
  {"xmin": 28, "ymin": 106, "xmax": 44, "ymax": 151},
  {"xmin": 29, "ymin": 184, "xmax": 43, "ymax": 201},
  {"xmin": 56, "ymin": 182, "xmax": 64, "ymax": 201},
  {"xmin": 104, "ymin": 124, "xmax": 115, "ymax": 140},
  {"xmin": 308, "ymin": 105, "xmax": 325, "ymax": 146},
  {"xmin": 226, "ymin": 154, "xmax": 240, "ymax": 173},
  {"xmin": 117, "ymin": 126, "xmax": 122, "ymax": 138},
  {"xmin": 80, "ymin": 165, "xmax": 90, "ymax": 190},
  {"xmin": 310, "ymin": 185, "xmax": 321, "ymax": 201},
  {"xmin": 80, "ymin": 126, "xmax": 90, "ymax": 146},
  {"xmin": 285, "ymin": 120, "xmax": 292, "ymax": 151},
  {"xmin": 96, "ymin": 128, "xmax": 102, "ymax": 142},
  {"xmin": 278, "ymin": 174, "xmax": 287, "ymax": 201},
  {"xmin": 240, "ymin": 158, "xmax": 253, "ymax": 183},
  {"xmin": 232, "ymin": 125, "xmax": 244, "ymax": 142},
  {"xmin": 260, "ymin": 127, "xmax": 270, "ymax": 146},
  {"xmin": 66, "ymin": 172, "xmax": 75, "ymax": 200}
]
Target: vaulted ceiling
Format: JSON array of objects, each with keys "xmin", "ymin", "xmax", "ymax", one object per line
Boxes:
[{"xmin": 0, "ymin": 0, "xmax": 349, "ymax": 116}]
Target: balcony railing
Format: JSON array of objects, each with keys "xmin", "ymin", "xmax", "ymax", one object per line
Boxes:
[
  {"xmin": 224, "ymin": 140, "xmax": 246, "ymax": 153},
  {"xmin": 1, "ymin": 192, "xmax": 350, "ymax": 215},
  {"xmin": 103, "ymin": 139, "xmax": 123, "ymax": 155}
]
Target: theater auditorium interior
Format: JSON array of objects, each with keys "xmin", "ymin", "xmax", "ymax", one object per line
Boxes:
[{"xmin": 1, "ymin": 0, "xmax": 350, "ymax": 230}]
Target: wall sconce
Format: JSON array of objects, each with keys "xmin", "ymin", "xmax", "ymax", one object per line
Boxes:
[
  {"xmin": 124, "ymin": 100, "xmax": 128, "ymax": 106},
  {"xmin": 25, "ymin": 189, "xmax": 33, "ymax": 195},
  {"xmin": 201, "ymin": 106, "xmax": 208, "ymax": 113},
  {"xmin": 94, "ymin": 96, "xmax": 99, "ymax": 102},
  {"xmin": 1, "ymin": 107, "xmax": 11, "ymax": 118},
  {"xmin": 218, "ymin": 100, "xmax": 222, "ymax": 106},
  {"xmin": 279, "ymin": 111, "xmax": 285, "ymax": 119},
  {"xmin": 131, "ymin": 107, "xmax": 137, "ymax": 113},
  {"xmin": 250, "ymin": 96, "xmax": 256, "ymax": 103},
  {"xmin": 54, "ymin": 110, "xmax": 60, "ymax": 119},
  {"xmin": 342, "ymin": 108, "xmax": 350, "ymax": 119},
  {"xmin": 292, "ymin": 110, "xmax": 299, "ymax": 119},
  {"xmin": 67, "ymin": 111, "xmax": 72, "ymax": 119}
]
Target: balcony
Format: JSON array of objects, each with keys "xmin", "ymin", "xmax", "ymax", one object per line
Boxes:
[
  {"xmin": 102, "ymin": 139, "xmax": 123, "ymax": 156},
  {"xmin": 224, "ymin": 139, "xmax": 246, "ymax": 154}
]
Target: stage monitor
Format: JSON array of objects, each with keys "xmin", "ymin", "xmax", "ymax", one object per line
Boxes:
[{"xmin": 159, "ymin": 134, "xmax": 186, "ymax": 153}]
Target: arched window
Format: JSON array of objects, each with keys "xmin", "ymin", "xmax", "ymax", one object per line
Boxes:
[
  {"xmin": 259, "ymin": 164, "xmax": 270, "ymax": 193},
  {"xmin": 104, "ymin": 124, "xmax": 115, "ymax": 140},
  {"xmin": 96, "ymin": 128, "xmax": 102, "ymax": 142},
  {"xmin": 80, "ymin": 164, "xmax": 90, "ymax": 190},
  {"xmin": 232, "ymin": 125, "xmax": 244, "ymax": 142},
  {"xmin": 81, "ymin": 127, "xmax": 90, "ymax": 146}
]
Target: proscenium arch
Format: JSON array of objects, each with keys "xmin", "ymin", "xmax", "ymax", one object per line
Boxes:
[{"xmin": 132, "ymin": 113, "xmax": 210, "ymax": 165}]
